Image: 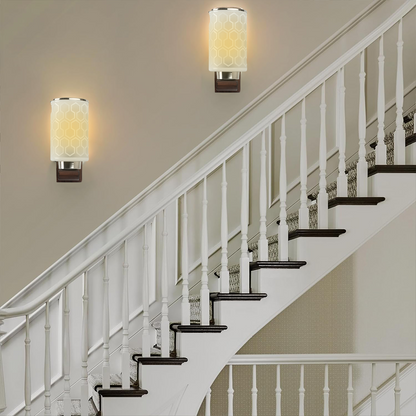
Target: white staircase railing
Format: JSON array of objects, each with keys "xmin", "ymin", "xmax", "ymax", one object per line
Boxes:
[{"xmin": 0, "ymin": 1, "xmax": 415, "ymax": 414}]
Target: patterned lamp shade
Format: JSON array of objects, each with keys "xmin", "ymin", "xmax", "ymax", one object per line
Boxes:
[
  {"xmin": 209, "ymin": 8, "xmax": 247, "ymax": 72},
  {"xmin": 50, "ymin": 98, "xmax": 89, "ymax": 162}
]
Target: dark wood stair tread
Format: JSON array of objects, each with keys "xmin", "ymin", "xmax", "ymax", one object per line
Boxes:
[
  {"xmin": 132, "ymin": 356, "xmax": 188, "ymax": 365},
  {"xmin": 369, "ymin": 133, "xmax": 416, "ymax": 149},
  {"xmin": 170, "ymin": 323, "xmax": 228, "ymax": 333},
  {"xmin": 250, "ymin": 261, "xmax": 307, "ymax": 270},
  {"xmin": 328, "ymin": 197, "xmax": 385, "ymax": 208},
  {"xmin": 288, "ymin": 229, "xmax": 346, "ymax": 240},
  {"xmin": 210, "ymin": 292, "xmax": 267, "ymax": 301},
  {"xmin": 98, "ymin": 386, "xmax": 148, "ymax": 397},
  {"xmin": 368, "ymin": 165, "xmax": 416, "ymax": 176}
]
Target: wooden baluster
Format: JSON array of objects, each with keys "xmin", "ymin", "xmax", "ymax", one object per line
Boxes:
[
  {"xmin": 275, "ymin": 365, "xmax": 281, "ymax": 416},
  {"xmin": 347, "ymin": 364, "xmax": 354, "ymax": 416},
  {"xmin": 63, "ymin": 287, "xmax": 71, "ymax": 416},
  {"xmin": 142, "ymin": 224, "xmax": 151, "ymax": 356},
  {"xmin": 200, "ymin": 178, "xmax": 210, "ymax": 323},
  {"xmin": 81, "ymin": 273, "xmax": 89, "ymax": 416},
  {"xmin": 24, "ymin": 315, "xmax": 31, "ymax": 416},
  {"xmin": 337, "ymin": 68, "xmax": 348, "ymax": 197},
  {"xmin": 252, "ymin": 365, "xmax": 258, "ymax": 416},
  {"xmin": 228, "ymin": 365, "xmax": 234, "ymax": 416},
  {"xmin": 299, "ymin": 99, "xmax": 309, "ymax": 228},
  {"xmin": 161, "ymin": 210, "xmax": 170, "ymax": 354},
  {"xmin": 181, "ymin": 194, "xmax": 191, "ymax": 324},
  {"xmin": 258, "ymin": 130, "xmax": 268, "ymax": 260},
  {"xmin": 103, "ymin": 256, "xmax": 110, "ymax": 388},
  {"xmin": 395, "ymin": 363, "xmax": 401, "ymax": 416},
  {"xmin": 299, "ymin": 365, "xmax": 305, "ymax": 416},
  {"xmin": 376, "ymin": 35, "xmax": 387, "ymax": 165},
  {"xmin": 220, "ymin": 163, "xmax": 230, "ymax": 293},
  {"xmin": 240, "ymin": 145, "xmax": 250, "ymax": 292},
  {"xmin": 205, "ymin": 388, "xmax": 211, "ymax": 416},
  {"xmin": 323, "ymin": 364, "xmax": 330, "ymax": 416},
  {"xmin": 278, "ymin": 115, "xmax": 289, "ymax": 261},
  {"xmin": 0, "ymin": 320, "xmax": 5, "ymax": 413},
  {"xmin": 394, "ymin": 19, "xmax": 405, "ymax": 165},
  {"xmin": 122, "ymin": 241, "xmax": 130, "ymax": 388},
  {"xmin": 357, "ymin": 50, "xmax": 368, "ymax": 196},
  {"xmin": 44, "ymin": 301, "xmax": 51, "ymax": 416},
  {"xmin": 371, "ymin": 363, "xmax": 377, "ymax": 416},
  {"xmin": 318, "ymin": 83, "xmax": 329, "ymax": 229}
]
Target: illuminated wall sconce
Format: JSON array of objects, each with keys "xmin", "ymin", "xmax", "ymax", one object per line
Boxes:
[
  {"xmin": 209, "ymin": 7, "xmax": 247, "ymax": 93},
  {"xmin": 50, "ymin": 98, "xmax": 89, "ymax": 182}
]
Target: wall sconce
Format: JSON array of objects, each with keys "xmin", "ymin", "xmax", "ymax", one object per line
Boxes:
[
  {"xmin": 50, "ymin": 98, "xmax": 89, "ymax": 182},
  {"xmin": 209, "ymin": 7, "xmax": 247, "ymax": 93}
]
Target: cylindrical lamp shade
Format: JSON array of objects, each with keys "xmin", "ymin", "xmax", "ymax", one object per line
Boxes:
[
  {"xmin": 50, "ymin": 98, "xmax": 89, "ymax": 162},
  {"xmin": 209, "ymin": 8, "xmax": 247, "ymax": 73}
]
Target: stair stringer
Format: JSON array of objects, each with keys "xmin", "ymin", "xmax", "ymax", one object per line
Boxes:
[{"xmin": 100, "ymin": 172, "xmax": 415, "ymax": 416}]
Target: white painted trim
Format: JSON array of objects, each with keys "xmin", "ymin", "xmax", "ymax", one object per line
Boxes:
[{"xmin": 0, "ymin": 0, "xmax": 386, "ymax": 311}]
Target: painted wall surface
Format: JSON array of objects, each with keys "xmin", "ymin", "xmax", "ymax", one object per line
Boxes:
[
  {"xmin": 200, "ymin": 203, "xmax": 416, "ymax": 416},
  {"xmin": 0, "ymin": 0, "xmax": 375, "ymax": 304}
]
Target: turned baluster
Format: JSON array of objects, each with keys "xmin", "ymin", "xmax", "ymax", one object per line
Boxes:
[
  {"xmin": 220, "ymin": 163, "xmax": 230, "ymax": 292},
  {"xmin": 240, "ymin": 145, "xmax": 250, "ymax": 292},
  {"xmin": 103, "ymin": 256, "xmax": 110, "ymax": 388},
  {"xmin": 121, "ymin": 241, "xmax": 130, "ymax": 388},
  {"xmin": 228, "ymin": 365, "xmax": 234, "ymax": 416},
  {"xmin": 371, "ymin": 363, "xmax": 377, "ymax": 416},
  {"xmin": 81, "ymin": 273, "xmax": 89, "ymax": 416},
  {"xmin": 142, "ymin": 224, "xmax": 151, "ymax": 356},
  {"xmin": 299, "ymin": 365, "xmax": 305, "ymax": 416},
  {"xmin": 200, "ymin": 178, "xmax": 210, "ymax": 323},
  {"xmin": 323, "ymin": 364, "xmax": 330, "ymax": 416},
  {"xmin": 181, "ymin": 194, "xmax": 191, "ymax": 324},
  {"xmin": 252, "ymin": 365, "xmax": 258, "ymax": 416},
  {"xmin": 376, "ymin": 35, "xmax": 387, "ymax": 165},
  {"xmin": 347, "ymin": 364, "xmax": 354, "ymax": 416},
  {"xmin": 25, "ymin": 315, "xmax": 31, "ymax": 416},
  {"xmin": 63, "ymin": 287, "xmax": 71, "ymax": 416},
  {"xmin": 258, "ymin": 130, "xmax": 268, "ymax": 260},
  {"xmin": 205, "ymin": 388, "xmax": 211, "ymax": 416},
  {"xmin": 337, "ymin": 67, "xmax": 348, "ymax": 197},
  {"xmin": 161, "ymin": 210, "xmax": 170, "ymax": 354},
  {"xmin": 395, "ymin": 363, "xmax": 401, "ymax": 416},
  {"xmin": 299, "ymin": 99, "xmax": 309, "ymax": 228},
  {"xmin": 275, "ymin": 365, "xmax": 282, "ymax": 416}
]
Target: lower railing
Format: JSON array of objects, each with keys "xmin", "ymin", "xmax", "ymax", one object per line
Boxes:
[{"xmin": 204, "ymin": 355, "xmax": 416, "ymax": 416}]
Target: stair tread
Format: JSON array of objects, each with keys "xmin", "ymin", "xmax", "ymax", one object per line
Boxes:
[
  {"xmin": 210, "ymin": 292, "xmax": 267, "ymax": 301},
  {"xmin": 132, "ymin": 355, "xmax": 188, "ymax": 365},
  {"xmin": 328, "ymin": 197, "xmax": 385, "ymax": 208},
  {"xmin": 170, "ymin": 323, "xmax": 228, "ymax": 333},
  {"xmin": 250, "ymin": 261, "xmax": 307, "ymax": 270},
  {"xmin": 368, "ymin": 165, "xmax": 416, "ymax": 176}
]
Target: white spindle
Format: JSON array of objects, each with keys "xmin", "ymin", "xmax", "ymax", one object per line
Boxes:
[
  {"xmin": 81, "ymin": 274, "xmax": 89, "ymax": 416},
  {"xmin": 258, "ymin": 130, "xmax": 268, "ymax": 260},
  {"xmin": 44, "ymin": 302, "xmax": 51, "ymax": 416},
  {"xmin": 252, "ymin": 365, "xmax": 258, "ymax": 416},
  {"xmin": 376, "ymin": 35, "xmax": 387, "ymax": 165},
  {"xmin": 161, "ymin": 210, "xmax": 170, "ymax": 354},
  {"xmin": 181, "ymin": 194, "xmax": 191, "ymax": 324},
  {"xmin": 323, "ymin": 364, "xmax": 330, "ymax": 416},
  {"xmin": 395, "ymin": 363, "xmax": 401, "ymax": 416},
  {"xmin": 24, "ymin": 315, "xmax": 31, "ymax": 416},
  {"xmin": 347, "ymin": 364, "xmax": 354, "ymax": 416},
  {"xmin": 228, "ymin": 365, "xmax": 234, "ymax": 416},
  {"xmin": 394, "ymin": 19, "xmax": 405, "ymax": 165},
  {"xmin": 205, "ymin": 388, "xmax": 211, "ymax": 416},
  {"xmin": 318, "ymin": 83, "xmax": 329, "ymax": 229},
  {"xmin": 142, "ymin": 225, "xmax": 151, "ymax": 356},
  {"xmin": 278, "ymin": 115, "xmax": 289, "ymax": 261},
  {"xmin": 0, "ymin": 320, "xmax": 5, "ymax": 413},
  {"xmin": 275, "ymin": 365, "xmax": 281, "ymax": 416},
  {"xmin": 299, "ymin": 99, "xmax": 309, "ymax": 228},
  {"xmin": 122, "ymin": 241, "xmax": 130, "ymax": 388},
  {"xmin": 102, "ymin": 256, "xmax": 110, "ymax": 388},
  {"xmin": 220, "ymin": 163, "xmax": 230, "ymax": 293},
  {"xmin": 240, "ymin": 145, "xmax": 250, "ymax": 293},
  {"xmin": 371, "ymin": 363, "xmax": 377, "ymax": 416},
  {"xmin": 299, "ymin": 365, "xmax": 305, "ymax": 416},
  {"xmin": 357, "ymin": 50, "xmax": 368, "ymax": 197},
  {"xmin": 200, "ymin": 178, "xmax": 210, "ymax": 324},
  {"xmin": 63, "ymin": 287, "xmax": 71, "ymax": 416},
  {"xmin": 337, "ymin": 68, "xmax": 348, "ymax": 197}
]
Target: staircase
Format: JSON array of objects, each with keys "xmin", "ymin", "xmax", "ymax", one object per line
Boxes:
[{"xmin": 1, "ymin": 2, "xmax": 416, "ymax": 416}]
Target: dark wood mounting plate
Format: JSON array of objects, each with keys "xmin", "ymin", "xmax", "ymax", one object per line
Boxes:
[
  {"xmin": 215, "ymin": 73, "xmax": 241, "ymax": 93},
  {"xmin": 56, "ymin": 164, "xmax": 82, "ymax": 182}
]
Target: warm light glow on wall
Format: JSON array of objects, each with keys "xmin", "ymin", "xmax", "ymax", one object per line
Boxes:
[{"xmin": 50, "ymin": 98, "xmax": 89, "ymax": 162}]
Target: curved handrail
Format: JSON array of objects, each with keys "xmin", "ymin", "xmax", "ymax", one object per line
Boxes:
[{"xmin": 0, "ymin": 0, "xmax": 415, "ymax": 321}]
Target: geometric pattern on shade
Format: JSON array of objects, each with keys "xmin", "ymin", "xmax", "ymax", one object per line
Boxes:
[
  {"xmin": 209, "ymin": 9, "xmax": 247, "ymax": 72},
  {"xmin": 50, "ymin": 98, "xmax": 89, "ymax": 162}
]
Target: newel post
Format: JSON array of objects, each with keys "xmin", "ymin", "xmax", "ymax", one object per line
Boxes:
[{"xmin": 0, "ymin": 319, "xmax": 7, "ymax": 413}]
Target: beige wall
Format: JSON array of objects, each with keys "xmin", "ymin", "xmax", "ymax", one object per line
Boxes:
[
  {"xmin": 200, "ymin": 203, "xmax": 416, "ymax": 416},
  {"xmin": 0, "ymin": 1, "xmax": 373, "ymax": 304}
]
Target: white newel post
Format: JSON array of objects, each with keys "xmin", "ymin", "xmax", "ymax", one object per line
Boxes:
[
  {"xmin": 357, "ymin": 50, "xmax": 368, "ymax": 196},
  {"xmin": 181, "ymin": 194, "xmax": 191, "ymax": 324},
  {"xmin": 44, "ymin": 302, "xmax": 51, "ymax": 416},
  {"xmin": 0, "ymin": 320, "xmax": 5, "ymax": 414},
  {"xmin": 395, "ymin": 363, "xmax": 401, "ymax": 416},
  {"xmin": 318, "ymin": 83, "xmax": 329, "ymax": 228},
  {"xmin": 337, "ymin": 68, "xmax": 348, "ymax": 197},
  {"xmin": 103, "ymin": 257, "xmax": 110, "ymax": 388},
  {"xmin": 205, "ymin": 388, "xmax": 211, "ymax": 416},
  {"xmin": 347, "ymin": 364, "xmax": 354, "ymax": 416},
  {"xmin": 228, "ymin": 365, "xmax": 234, "ymax": 416},
  {"xmin": 371, "ymin": 363, "xmax": 377, "ymax": 416},
  {"xmin": 122, "ymin": 241, "xmax": 130, "ymax": 388},
  {"xmin": 299, "ymin": 365, "xmax": 305, "ymax": 416},
  {"xmin": 376, "ymin": 35, "xmax": 387, "ymax": 165},
  {"xmin": 275, "ymin": 365, "xmax": 281, "ymax": 416},
  {"xmin": 323, "ymin": 364, "xmax": 330, "ymax": 416},
  {"xmin": 161, "ymin": 210, "xmax": 170, "ymax": 354},
  {"xmin": 63, "ymin": 287, "xmax": 71, "ymax": 416},
  {"xmin": 240, "ymin": 145, "xmax": 250, "ymax": 293},
  {"xmin": 220, "ymin": 163, "xmax": 230, "ymax": 293},
  {"xmin": 25, "ymin": 315, "xmax": 31, "ymax": 416},
  {"xmin": 200, "ymin": 178, "xmax": 210, "ymax": 324},
  {"xmin": 81, "ymin": 274, "xmax": 89, "ymax": 416},
  {"xmin": 251, "ymin": 365, "xmax": 258, "ymax": 416},
  {"xmin": 258, "ymin": 130, "xmax": 268, "ymax": 260},
  {"xmin": 299, "ymin": 99, "xmax": 309, "ymax": 228},
  {"xmin": 394, "ymin": 19, "xmax": 405, "ymax": 165},
  {"xmin": 278, "ymin": 115, "xmax": 289, "ymax": 261},
  {"xmin": 142, "ymin": 224, "xmax": 151, "ymax": 356}
]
